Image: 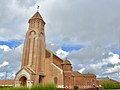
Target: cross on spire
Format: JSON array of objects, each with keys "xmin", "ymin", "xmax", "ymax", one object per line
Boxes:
[{"xmin": 37, "ymin": 5, "xmax": 40, "ymax": 11}]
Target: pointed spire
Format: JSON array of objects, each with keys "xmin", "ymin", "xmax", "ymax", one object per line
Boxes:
[
  {"xmin": 31, "ymin": 11, "xmax": 43, "ymax": 20},
  {"xmin": 29, "ymin": 7, "xmax": 45, "ymax": 24}
]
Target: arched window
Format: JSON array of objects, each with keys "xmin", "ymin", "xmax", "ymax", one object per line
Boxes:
[{"xmin": 54, "ymin": 77, "xmax": 58, "ymax": 84}]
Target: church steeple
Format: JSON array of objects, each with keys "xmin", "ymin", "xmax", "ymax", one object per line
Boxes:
[
  {"xmin": 28, "ymin": 11, "xmax": 45, "ymax": 32},
  {"xmin": 21, "ymin": 10, "xmax": 46, "ymax": 83}
]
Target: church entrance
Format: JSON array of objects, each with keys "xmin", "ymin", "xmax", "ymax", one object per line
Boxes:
[{"xmin": 19, "ymin": 76, "xmax": 27, "ymax": 86}]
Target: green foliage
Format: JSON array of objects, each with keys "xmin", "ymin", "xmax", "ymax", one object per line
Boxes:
[
  {"xmin": 74, "ymin": 86, "xmax": 78, "ymax": 90},
  {"xmin": 0, "ymin": 84, "xmax": 57, "ymax": 90},
  {"xmin": 30, "ymin": 84, "xmax": 43, "ymax": 90},
  {"xmin": 13, "ymin": 86, "xmax": 29, "ymax": 90},
  {"xmin": 0, "ymin": 86, "xmax": 13, "ymax": 88},
  {"xmin": 0, "ymin": 86, "xmax": 13, "ymax": 90},
  {"xmin": 100, "ymin": 81, "xmax": 120, "ymax": 89},
  {"xmin": 31, "ymin": 83, "xmax": 57, "ymax": 90},
  {"xmin": 0, "ymin": 86, "xmax": 29, "ymax": 90}
]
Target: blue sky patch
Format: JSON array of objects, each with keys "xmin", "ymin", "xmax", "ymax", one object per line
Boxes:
[
  {"xmin": 113, "ymin": 49, "xmax": 120, "ymax": 55},
  {"xmin": 62, "ymin": 44, "xmax": 85, "ymax": 52},
  {"xmin": 0, "ymin": 39, "xmax": 23, "ymax": 49}
]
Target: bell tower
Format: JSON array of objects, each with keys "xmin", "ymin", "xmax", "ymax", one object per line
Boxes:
[{"xmin": 21, "ymin": 11, "xmax": 46, "ymax": 83}]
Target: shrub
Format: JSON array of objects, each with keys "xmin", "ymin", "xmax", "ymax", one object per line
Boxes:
[
  {"xmin": 74, "ymin": 86, "xmax": 79, "ymax": 90},
  {"xmin": 31, "ymin": 83, "xmax": 57, "ymax": 90},
  {"xmin": 44, "ymin": 83, "xmax": 57, "ymax": 90},
  {"xmin": 30, "ymin": 84, "xmax": 43, "ymax": 90}
]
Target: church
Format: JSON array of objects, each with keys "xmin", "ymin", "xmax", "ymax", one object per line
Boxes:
[{"xmin": 15, "ymin": 10, "xmax": 99, "ymax": 89}]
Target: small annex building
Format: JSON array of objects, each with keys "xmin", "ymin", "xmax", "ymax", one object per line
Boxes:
[{"xmin": 15, "ymin": 10, "xmax": 99, "ymax": 89}]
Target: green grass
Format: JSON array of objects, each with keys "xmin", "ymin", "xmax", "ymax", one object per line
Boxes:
[
  {"xmin": 101, "ymin": 82, "xmax": 120, "ymax": 89},
  {"xmin": 99, "ymin": 79, "xmax": 120, "ymax": 89},
  {"xmin": 0, "ymin": 84, "xmax": 57, "ymax": 90},
  {"xmin": 31, "ymin": 84, "xmax": 57, "ymax": 90},
  {"xmin": 0, "ymin": 86, "xmax": 29, "ymax": 90}
]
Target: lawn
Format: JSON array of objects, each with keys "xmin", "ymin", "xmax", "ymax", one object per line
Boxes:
[{"xmin": 0, "ymin": 84, "xmax": 57, "ymax": 90}]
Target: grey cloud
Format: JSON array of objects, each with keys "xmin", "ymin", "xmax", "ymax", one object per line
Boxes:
[
  {"xmin": 0, "ymin": 0, "xmax": 34, "ymax": 40},
  {"xmin": 43, "ymin": 0, "xmax": 120, "ymax": 46},
  {"xmin": 68, "ymin": 46, "xmax": 110, "ymax": 64},
  {"xmin": 16, "ymin": 0, "xmax": 37, "ymax": 8},
  {"xmin": 103, "ymin": 63, "xmax": 115, "ymax": 68}
]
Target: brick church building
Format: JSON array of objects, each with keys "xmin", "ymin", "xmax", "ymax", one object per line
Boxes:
[{"xmin": 15, "ymin": 10, "xmax": 99, "ymax": 89}]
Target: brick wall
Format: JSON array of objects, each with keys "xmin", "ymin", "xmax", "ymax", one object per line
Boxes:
[
  {"xmin": 73, "ymin": 76, "xmax": 99, "ymax": 89},
  {"xmin": 44, "ymin": 57, "xmax": 64, "ymax": 88}
]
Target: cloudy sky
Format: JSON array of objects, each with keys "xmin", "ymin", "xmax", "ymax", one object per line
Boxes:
[{"xmin": 0, "ymin": 0, "xmax": 120, "ymax": 81}]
